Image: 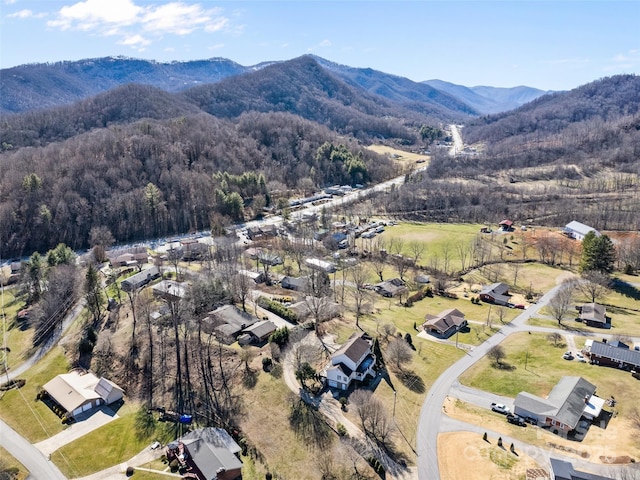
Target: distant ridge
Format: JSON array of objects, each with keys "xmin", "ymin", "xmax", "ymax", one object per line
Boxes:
[{"xmin": 423, "ymin": 79, "xmax": 552, "ymax": 114}]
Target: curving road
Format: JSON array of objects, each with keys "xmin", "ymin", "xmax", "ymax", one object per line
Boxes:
[{"xmin": 416, "ymin": 283, "xmax": 563, "ymax": 480}]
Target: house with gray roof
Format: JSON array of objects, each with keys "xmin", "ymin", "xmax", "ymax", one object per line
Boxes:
[
  {"xmin": 585, "ymin": 340, "xmax": 640, "ymax": 371},
  {"xmin": 423, "ymin": 308, "xmax": 467, "ymax": 339},
  {"xmin": 577, "ymin": 303, "xmax": 610, "ymax": 328},
  {"xmin": 171, "ymin": 427, "xmax": 242, "ymax": 480},
  {"xmin": 210, "ymin": 305, "xmax": 258, "ymax": 344},
  {"xmin": 322, "ymin": 333, "xmax": 376, "ymax": 390},
  {"xmin": 121, "ymin": 266, "xmax": 160, "ymax": 292},
  {"xmin": 513, "ymin": 376, "xmax": 603, "ymax": 435},
  {"xmin": 479, "ymin": 282, "xmax": 511, "ymax": 305},
  {"xmin": 549, "ymin": 458, "xmax": 610, "ymax": 480},
  {"xmin": 242, "ymin": 320, "xmax": 277, "ymax": 344},
  {"xmin": 563, "ymin": 221, "xmax": 600, "ymax": 242}
]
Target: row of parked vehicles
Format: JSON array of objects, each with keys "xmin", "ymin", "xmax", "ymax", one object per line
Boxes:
[{"xmin": 490, "ymin": 402, "xmax": 536, "ymax": 427}]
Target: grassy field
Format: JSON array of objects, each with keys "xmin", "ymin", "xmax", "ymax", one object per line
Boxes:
[
  {"xmin": 459, "ymin": 332, "xmax": 640, "ymax": 416},
  {"xmin": 0, "ymin": 288, "xmax": 34, "ymax": 371},
  {"xmin": 50, "ymin": 402, "xmax": 160, "ymax": 478},
  {"xmin": 0, "ymin": 347, "xmax": 70, "ymax": 442},
  {"xmin": 530, "ymin": 281, "xmax": 640, "ymax": 336},
  {"xmin": 365, "ymin": 145, "xmax": 430, "ymax": 166}
]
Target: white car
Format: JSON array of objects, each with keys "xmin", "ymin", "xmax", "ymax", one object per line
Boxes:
[
  {"xmin": 491, "ymin": 403, "xmax": 510, "ymax": 415},
  {"xmin": 576, "ymin": 352, "xmax": 586, "ymax": 363}
]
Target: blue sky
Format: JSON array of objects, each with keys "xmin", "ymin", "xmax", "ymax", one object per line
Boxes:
[{"xmin": 1, "ymin": 0, "xmax": 638, "ymax": 90}]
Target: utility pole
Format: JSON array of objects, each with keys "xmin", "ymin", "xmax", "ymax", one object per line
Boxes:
[
  {"xmin": 525, "ymin": 350, "xmax": 529, "ymax": 371},
  {"xmin": 393, "ymin": 390, "xmax": 397, "ymax": 419}
]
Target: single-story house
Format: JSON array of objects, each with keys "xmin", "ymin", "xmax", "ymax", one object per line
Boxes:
[
  {"xmin": 243, "ymin": 247, "xmax": 262, "ymax": 260},
  {"xmin": 152, "ymin": 280, "xmax": 188, "ymax": 302},
  {"xmin": 246, "ymin": 224, "xmax": 277, "ymax": 240},
  {"xmin": 313, "ymin": 229, "xmax": 329, "ymax": 241},
  {"xmin": 258, "ymin": 252, "xmax": 283, "ymax": 266},
  {"xmin": 281, "ymin": 275, "xmax": 309, "ymax": 291},
  {"xmin": 237, "ymin": 269, "xmax": 265, "ymax": 284},
  {"xmin": 513, "ymin": 376, "xmax": 603, "ymax": 434},
  {"xmin": 181, "ymin": 239, "xmax": 209, "ymax": 261},
  {"xmin": 121, "ymin": 266, "xmax": 161, "ymax": 292},
  {"xmin": 479, "ymin": 282, "xmax": 511, "ymax": 305},
  {"xmin": 289, "ymin": 297, "xmax": 342, "ymax": 322},
  {"xmin": 549, "ymin": 458, "xmax": 610, "ymax": 480},
  {"xmin": 415, "ymin": 274, "xmax": 431, "ymax": 285},
  {"xmin": 305, "ymin": 258, "xmax": 336, "ymax": 273},
  {"xmin": 106, "ymin": 247, "xmax": 149, "ymax": 267},
  {"xmin": 42, "ymin": 371, "xmax": 124, "ymax": 419},
  {"xmin": 563, "ymin": 221, "xmax": 600, "ymax": 242},
  {"xmin": 423, "ymin": 308, "xmax": 467, "ymax": 339},
  {"xmin": 584, "ymin": 339, "xmax": 640, "ymax": 371},
  {"xmin": 374, "ymin": 278, "xmax": 407, "ymax": 298},
  {"xmin": 210, "ymin": 305, "xmax": 258, "ymax": 344},
  {"xmin": 499, "ymin": 219, "xmax": 514, "ymax": 231},
  {"xmin": 577, "ymin": 303, "xmax": 610, "ymax": 328},
  {"xmin": 323, "ymin": 333, "xmax": 376, "ymax": 390},
  {"xmin": 241, "ymin": 320, "xmax": 277, "ymax": 344},
  {"xmin": 170, "ymin": 428, "xmax": 242, "ymax": 480}
]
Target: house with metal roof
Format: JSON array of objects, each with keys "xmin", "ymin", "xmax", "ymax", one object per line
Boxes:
[
  {"xmin": 585, "ymin": 340, "xmax": 640, "ymax": 371},
  {"xmin": 423, "ymin": 308, "xmax": 468, "ymax": 339},
  {"xmin": 479, "ymin": 282, "xmax": 511, "ymax": 305},
  {"xmin": 210, "ymin": 305, "xmax": 258, "ymax": 344},
  {"xmin": 323, "ymin": 333, "xmax": 376, "ymax": 390},
  {"xmin": 563, "ymin": 221, "xmax": 600, "ymax": 242},
  {"xmin": 121, "ymin": 266, "xmax": 160, "ymax": 292},
  {"xmin": 42, "ymin": 371, "xmax": 124, "ymax": 419},
  {"xmin": 241, "ymin": 320, "xmax": 277, "ymax": 345},
  {"xmin": 549, "ymin": 458, "xmax": 610, "ymax": 480},
  {"xmin": 513, "ymin": 376, "xmax": 603, "ymax": 435}
]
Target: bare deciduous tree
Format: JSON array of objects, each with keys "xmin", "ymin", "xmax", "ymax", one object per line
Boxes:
[
  {"xmin": 350, "ymin": 389, "xmax": 395, "ymax": 446},
  {"xmin": 386, "ymin": 337, "xmax": 413, "ymax": 371},
  {"xmin": 579, "ymin": 270, "xmax": 611, "ymax": 303},
  {"xmin": 487, "ymin": 345, "xmax": 506, "ymax": 366},
  {"xmin": 350, "ymin": 264, "xmax": 371, "ymax": 327},
  {"xmin": 549, "ymin": 279, "xmax": 578, "ymax": 325}
]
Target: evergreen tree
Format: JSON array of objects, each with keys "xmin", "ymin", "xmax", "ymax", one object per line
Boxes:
[{"xmin": 580, "ymin": 232, "xmax": 616, "ymax": 274}]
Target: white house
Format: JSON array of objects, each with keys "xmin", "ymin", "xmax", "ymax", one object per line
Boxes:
[
  {"xmin": 563, "ymin": 221, "xmax": 600, "ymax": 241},
  {"xmin": 323, "ymin": 333, "xmax": 376, "ymax": 390},
  {"xmin": 304, "ymin": 257, "xmax": 336, "ymax": 273}
]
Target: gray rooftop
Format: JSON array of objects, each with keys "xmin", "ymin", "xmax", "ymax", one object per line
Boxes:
[
  {"xmin": 181, "ymin": 428, "xmax": 242, "ymax": 478},
  {"xmin": 550, "ymin": 458, "xmax": 611, "ymax": 480},
  {"xmin": 590, "ymin": 340, "xmax": 640, "ymax": 368}
]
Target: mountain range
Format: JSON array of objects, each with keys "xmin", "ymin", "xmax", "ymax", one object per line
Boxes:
[{"xmin": 0, "ymin": 54, "xmax": 549, "ymax": 116}]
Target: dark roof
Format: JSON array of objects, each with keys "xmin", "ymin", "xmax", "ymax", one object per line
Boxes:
[
  {"xmin": 579, "ymin": 303, "xmax": 606, "ymax": 323},
  {"xmin": 281, "ymin": 276, "xmax": 309, "ymax": 289},
  {"xmin": 480, "ymin": 282, "xmax": 510, "ymax": 296},
  {"xmin": 243, "ymin": 320, "xmax": 277, "ymax": 339},
  {"xmin": 333, "ymin": 334, "xmax": 371, "ymax": 364},
  {"xmin": 423, "ymin": 308, "xmax": 466, "ymax": 334},
  {"xmin": 181, "ymin": 428, "xmax": 242, "ymax": 479},
  {"xmin": 590, "ymin": 340, "xmax": 640, "ymax": 368},
  {"xmin": 211, "ymin": 305, "xmax": 257, "ymax": 330}
]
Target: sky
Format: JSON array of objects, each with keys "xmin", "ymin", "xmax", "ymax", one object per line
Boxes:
[{"xmin": 1, "ymin": 0, "xmax": 638, "ymax": 91}]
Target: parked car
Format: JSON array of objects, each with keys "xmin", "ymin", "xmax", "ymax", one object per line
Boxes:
[
  {"xmin": 524, "ymin": 416, "xmax": 538, "ymax": 425},
  {"xmin": 491, "ymin": 403, "xmax": 510, "ymax": 415},
  {"xmin": 575, "ymin": 352, "xmax": 586, "ymax": 363},
  {"xmin": 514, "ymin": 304, "xmax": 526, "ymax": 309},
  {"xmin": 562, "ymin": 351, "xmax": 573, "ymax": 360},
  {"xmin": 506, "ymin": 414, "xmax": 527, "ymax": 427}
]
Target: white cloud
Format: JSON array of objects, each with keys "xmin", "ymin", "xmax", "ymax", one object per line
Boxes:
[
  {"xmin": 8, "ymin": 9, "xmax": 33, "ymax": 18},
  {"xmin": 318, "ymin": 39, "xmax": 331, "ymax": 48},
  {"xmin": 119, "ymin": 34, "xmax": 150, "ymax": 48},
  {"xmin": 605, "ymin": 49, "xmax": 640, "ymax": 71},
  {"xmin": 4, "ymin": 0, "xmax": 18, "ymax": 4},
  {"xmin": 47, "ymin": 0, "xmax": 231, "ymax": 50},
  {"xmin": 208, "ymin": 43, "xmax": 224, "ymax": 51}
]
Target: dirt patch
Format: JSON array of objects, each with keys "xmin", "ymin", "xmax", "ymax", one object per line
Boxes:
[
  {"xmin": 438, "ymin": 431, "xmax": 542, "ymax": 480},
  {"xmin": 600, "ymin": 455, "xmax": 635, "ymax": 464}
]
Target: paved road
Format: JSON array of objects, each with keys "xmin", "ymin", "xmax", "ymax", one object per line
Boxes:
[
  {"xmin": 0, "ymin": 419, "xmax": 67, "ymax": 480},
  {"xmin": 416, "ymin": 283, "xmax": 563, "ymax": 480},
  {"xmin": 448, "ymin": 124, "xmax": 464, "ymax": 156}
]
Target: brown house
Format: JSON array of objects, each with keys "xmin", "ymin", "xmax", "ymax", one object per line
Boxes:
[
  {"xmin": 479, "ymin": 282, "xmax": 511, "ymax": 305},
  {"xmin": 576, "ymin": 303, "xmax": 610, "ymax": 328},
  {"xmin": 423, "ymin": 308, "xmax": 467, "ymax": 339}
]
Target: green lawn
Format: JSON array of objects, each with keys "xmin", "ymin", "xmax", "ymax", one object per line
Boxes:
[
  {"xmin": 459, "ymin": 332, "xmax": 640, "ymax": 418},
  {"xmin": 0, "ymin": 347, "xmax": 70, "ymax": 442},
  {"xmin": 51, "ymin": 402, "xmax": 158, "ymax": 478},
  {"xmin": 0, "ymin": 288, "xmax": 34, "ymax": 371}
]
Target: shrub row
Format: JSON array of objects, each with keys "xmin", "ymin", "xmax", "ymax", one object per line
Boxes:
[{"xmin": 257, "ymin": 297, "xmax": 297, "ymax": 323}]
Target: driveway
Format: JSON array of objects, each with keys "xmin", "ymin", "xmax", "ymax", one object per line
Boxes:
[{"xmin": 34, "ymin": 407, "xmax": 120, "ymax": 456}]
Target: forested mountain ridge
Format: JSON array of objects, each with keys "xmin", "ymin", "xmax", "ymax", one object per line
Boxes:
[
  {"xmin": 0, "ymin": 56, "xmax": 250, "ymax": 114},
  {"xmin": 310, "ymin": 55, "xmax": 479, "ymax": 117},
  {"xmin": 384, "ymin": 74, "xmax": 640, "ymax": 233},
  {"xmin": 182, "ymin": 55, "xmax": 431, "ymax": 142}
]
